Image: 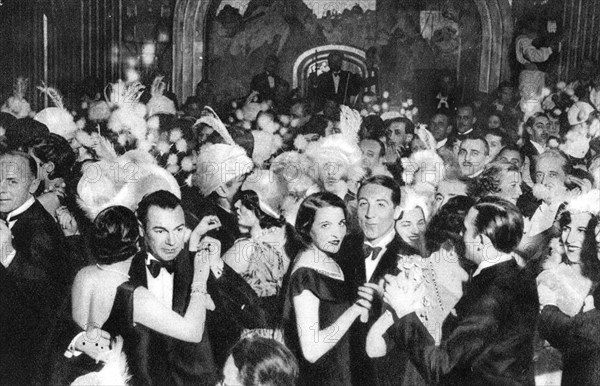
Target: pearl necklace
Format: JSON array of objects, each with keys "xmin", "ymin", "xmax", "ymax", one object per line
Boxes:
[
  {"xmin": 428, "ymin": 259, "xmax": 445, "ymax": 312},
  {"xmin": 96, "ymin": 263, "xmax": 130, "ymax": 279}
]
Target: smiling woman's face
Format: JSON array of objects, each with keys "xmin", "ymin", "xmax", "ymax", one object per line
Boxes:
[
  {"xmin": 310, "ymin": 206, "xmax": 347, "ymax": 254},
  {"xmin": 395, "ymin": 207, "xmax": 426, "ymax": 249},
  {"xmin": 561, "ymin": 212, "xmax": 593, "ymax": 264}
]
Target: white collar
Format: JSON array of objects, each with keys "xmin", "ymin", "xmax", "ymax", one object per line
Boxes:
[
  {"xmin": 473, "ymin": 253, "xmax": 514, "ymax": 277},
  {"xmin": 436, "ymin": 138, "xmax": 448, "ymax": 149},
  {"xmin": 7, "ymin": 196, "xmax": 35, "ymax": 223},
  {"xmin": 468, "ymin": 168, "xmax": 485, "ymax": 178},
  {"xmin": 531, "ymin": 140, "xmax": 546, "ymax": 154},
  {"xmin": 365, "ymin": 228, "xmax": 396, "ymax": 249}
]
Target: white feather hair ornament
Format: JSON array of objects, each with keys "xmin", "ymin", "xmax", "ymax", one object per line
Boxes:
[
  {"xmin": 107, "ymin": 81, "xmax": 148, "ymax": 149},
  {"xmin": 401, "ymin": 184, "xmax": 436, "ymax": 221},
  {"xmin": 77, "ymin": 149, "xmax": 181, "ymax": 219},
  {"xmin": 1, "ymin": 77, "xmax": 32, "ymax": 118},
  {"xmin": 304, "ymin": 134, "xmax": 365, "ymax": 184},
  {"xmin": 251, "ymin": 130, "xmax": 281, "ymax": 167},
  {"xmin": 146, "ymin": 76, "xmax": 176, "ymax": 116},
  {"xmin": 194, "ymin": 106, "xmax": 235, "ymax": 145},
  {"xmin": 401, "ymin": 150, "xmax": 445, "ymax": 188},
  {"xmin": 34, "ymin": 82, "xmax": 78, "ymax": 140},
  {"xmin": 71, "ymin": 336, "xmax": 131, "ymax": 386},
  {"xmin": 339, "ymin": 105, "xmax": 362, "ymax": 144},
  {"xmin": 414, "ymin": 125, "xmax": 437, "ymax": 151},
  {"xmin": 270, "ymin": 151, "xmax": 317, "ymax": 196},
  {"xmin": 566, "ymin": 189, "xmax": 600, "ymax": 216}
]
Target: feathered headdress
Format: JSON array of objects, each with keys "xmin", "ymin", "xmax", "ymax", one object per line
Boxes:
[
  {"xmin": 339, "ymin": 105, "xmax": 361, "ymax": 144},
  {"xmin": 107, "ymin": 80, "xmax": 148, "ymax": 149},
  {"xmin": 77, "ymin": 149, "xmax": 181, "ymax": 219},
  {"xmin": 304, "ymin": 133, "xmax": 365, "ymax": 184},
  {"xmin": 34, "ymin": 82, "xmax": 78, "ymax": 140},
  {"xmin": 146, "ymin": 76, "xmax": 176, "ymax": 116},
  {"xmin": 242, "ymin": 168, "xmax": 288, "ymax": 219},
  {"xmin": 194, "ymin": 108, "xmax": 254, "ymax": 196},
  {"xmin": 566, "ymin": 189, "xmax": 600, "ymax": 216},
  {"xmin": 401, "ymin": 149, "xmax": 445, "ymax": 188},
  {"xmin": 1, "ymin": 77, "xmax": 32, "ymax": 118},
  {"xmin": 270, "ymin": 150, "xmax": 318, "ymax": 196}
]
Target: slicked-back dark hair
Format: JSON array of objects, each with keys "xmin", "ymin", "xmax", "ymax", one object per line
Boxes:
[
  {"xmin": 358, "ymin": 175, "xmax": 402, "ymax": 206},
  {"xmin": 472, "ymin": 196, "xmax": 524, "ymax": 253},
  {"xmin": 136, "ymin": 190, "xmax": 181, "ymax": 229}
]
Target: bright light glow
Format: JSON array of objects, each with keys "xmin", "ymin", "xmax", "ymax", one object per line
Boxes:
[{"xmin": 141, "ymin": 42, "xmax": 156, "ymax": 66}]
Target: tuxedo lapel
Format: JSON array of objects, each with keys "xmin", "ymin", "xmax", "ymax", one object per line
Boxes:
[
  {"xmin": 172, "ymin": 250, "xmax": 192, "ymax": 315},
  {"xmin": 369, "ymin": 236, "xmax": 402, "ymax": 284},
  {"xmin": 129, "ymin": 251, "xmax": 148, "ymax": 288}
]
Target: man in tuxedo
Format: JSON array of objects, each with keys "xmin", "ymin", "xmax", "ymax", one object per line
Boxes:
[
  {"xmin": 0, "ymin": 152, "xmax": 71, "ymax": 384},
  {"xmin": 452, "ymin": 104, "xmax": 478, "ymax": 141},
  {"xmin": 250, "ymin": 55, "xmax": 287, "ymax": 103},
  {"xmin": 380, "ymin": 197, "xmax": 538, "ymax": 385},
  {"xmin": 129, "ymin": 190, "xmax": 218, "ymax": 385},
  {"xmin": 315, "ymin": 51, "xmax": 361, "ymax": 109},
  {"xmin": 65, "ymin": 190, "xmax": 219, "ymax": 385},
  {"xmin": 341, "ymin": 175, "xmax": 422, "ymax": 385}
]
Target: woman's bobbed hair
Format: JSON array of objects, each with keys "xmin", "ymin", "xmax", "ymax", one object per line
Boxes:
[
  {"xmin": 294, "ymin": 192, "xmax": 347, "ymax": 249},
  {"xmin": 92, "ymin": 205, "xmax": 140, "ymax": 264},
  {"xmin": 231, "ymin": 336, "xmax": 299, "ymax": 386}
]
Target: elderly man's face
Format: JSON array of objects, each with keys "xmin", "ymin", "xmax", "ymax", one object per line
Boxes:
[
  {"xmin": 0, "ymin": 154, "xmax": 39, "ymax": 214},
  {"xmin": 429, "ymin": 114, "xmax": 451, "ymax": 142},
  {"xmin": 533, "ymin": 156, "xmax": 568, "ymax": 204},
  {"xmin": 458, "ymin": 139, "xmax": 489, "ymax": 177},
  {"xmin": 456, "ymin": 107, "xmax": 475, "ymax": 134}
]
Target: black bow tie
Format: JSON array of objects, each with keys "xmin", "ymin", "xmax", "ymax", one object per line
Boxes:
[
  {"xmin": 332, "ymin": 71, "xmax": 341, "ymax": 77},
  {"xmin": 147, "ymin": 259, "xmax": 176, "ymax": 278},
  {"xmin": 363, "ymin": 244, "xmax": 382, "ymax": 261}
]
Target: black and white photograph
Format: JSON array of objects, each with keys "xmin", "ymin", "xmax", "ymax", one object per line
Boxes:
[{"xmin": 1, "ymin": 0, "xmax": 600, "ymax": 385}]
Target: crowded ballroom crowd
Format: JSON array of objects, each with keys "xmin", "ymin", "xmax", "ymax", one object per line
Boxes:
[{"xmin": 2, "ymin": 27, "xmax": 600, "ymax": 386}]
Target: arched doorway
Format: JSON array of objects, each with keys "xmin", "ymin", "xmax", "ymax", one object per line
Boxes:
[
  {"xmin": 173, "ymin": 0, "xmax": 513, "ymax": 102},
  {"xmin": 293, "ymin": 45, "xmax": 367, "ymax": 97}
]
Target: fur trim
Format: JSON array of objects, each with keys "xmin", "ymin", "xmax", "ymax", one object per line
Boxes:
[
  {"xmin": 77, "ymin": 150, "xmax": 181, "ymax": 219},
  {"xmin": 71, "ymin": 336, "xmax": 131, "ymax": 386}
]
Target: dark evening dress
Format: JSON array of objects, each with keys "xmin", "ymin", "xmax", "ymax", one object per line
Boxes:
[
  {"xmin": 54, "ymin": 281, "xmax": 149, "ymax": 385},
  {"xmin": 284, "ymin": 267, "xmax": 353, "ymax": 386}
]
